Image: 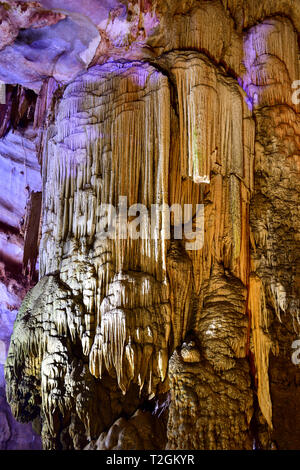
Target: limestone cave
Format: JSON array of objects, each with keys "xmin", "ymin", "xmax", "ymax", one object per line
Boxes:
[{"xmin": 0, "ymin": 0, "xmax": 299, "ymax": 451}]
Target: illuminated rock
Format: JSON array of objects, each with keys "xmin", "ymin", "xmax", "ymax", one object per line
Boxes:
[{"xmin": 1, "ymin": 0, "xmax": 300, "ymax": 451}]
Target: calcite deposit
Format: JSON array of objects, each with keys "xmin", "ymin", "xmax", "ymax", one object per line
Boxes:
[{"xmin": 0, "ymin": 0, "xmax": 299, "ymax": 450}]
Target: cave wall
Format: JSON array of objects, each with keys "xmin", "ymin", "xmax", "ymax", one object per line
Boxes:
[
  {"xmin": 0, "ymin": 124, "xmax": 42, "ymax": 448},
  {"xmin": 0, "ymin": 0, "xmax": 299, "ymax": 450}
]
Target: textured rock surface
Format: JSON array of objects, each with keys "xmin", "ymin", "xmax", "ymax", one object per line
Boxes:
[
  {"xmin": 0, "ymin": 119, "xmax": 42, "ymax": 448},
  {"xmin": 0, "ymin": 1, "xmax": 100, "ymax": 91},
  {"xmin": 0, "ymin": 275, "xmax": 41, "ymax": 449},
  {"xmin": 1, "ymin": 0, "xmax": 300, "ymax": 450},
  {"xmin": 85, "ymin": 409, "xmax": 167, "ymax": 450}
]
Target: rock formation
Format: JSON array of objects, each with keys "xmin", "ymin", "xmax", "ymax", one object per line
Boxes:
[
  {"xmin": 0, "ymin": 125, "xmax": 42, "ymax": 449},
  {"xmin": 0, "ymin": 0, "xmax": 299, "ymax": 450}
]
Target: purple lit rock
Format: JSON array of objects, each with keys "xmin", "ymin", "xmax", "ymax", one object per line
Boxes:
[{"xmin": 0, "ymin": 2, "xmax": 100, "ymax": 91}]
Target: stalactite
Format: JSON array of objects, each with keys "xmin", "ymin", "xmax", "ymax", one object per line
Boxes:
[
  {"xmin": 248, "ymin": 274, "xmax": 273, "ymax": 429},
  {"xmin": 166, "ymin": 51, "xmax": 254, "ymax": 296},
  {"xmin": 33, "ymin": 77, "xmax": 59, "ymax": 130},
  {"xmin": 22, "ymin": 191, "xmax": 42, "ymax": 280}
]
